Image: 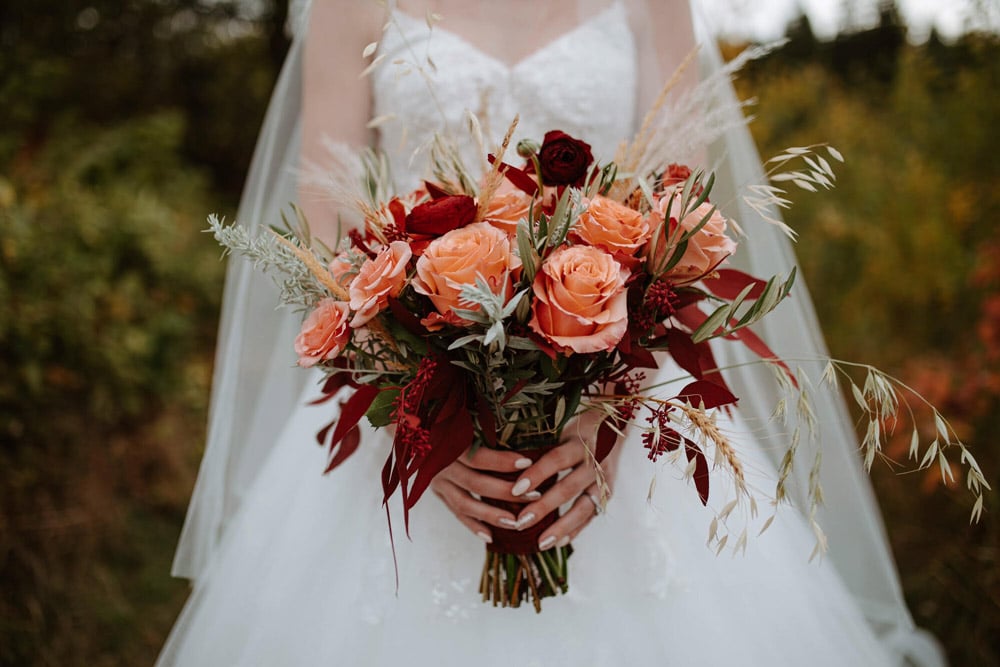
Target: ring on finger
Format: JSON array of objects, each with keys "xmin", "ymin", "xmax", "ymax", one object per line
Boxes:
[{"xmin": 586, "ymin": 492, "xmax": 604, "ymax": 516}]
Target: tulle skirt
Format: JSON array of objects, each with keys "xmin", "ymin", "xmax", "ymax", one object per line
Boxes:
[{"xmin": 158, "ymin": 365, "xmax": 895, "ymax": 667}]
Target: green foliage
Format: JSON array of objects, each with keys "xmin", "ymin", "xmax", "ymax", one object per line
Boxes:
[
  {"xmin": 0, "ymin": 112, "xmax": 224, "ymax": 441},
  {"xmin": 0, "ymin": 111, "xmax": 226, "ymax": 665}
]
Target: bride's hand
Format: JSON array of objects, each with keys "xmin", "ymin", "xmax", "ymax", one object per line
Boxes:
[
  {"xmin": 511, "ymin": 411, "xmax": 620, "ymax": 550},
  {"xmin": 430, "ymin": 448, "xmax": 533, "ymax": 543}
]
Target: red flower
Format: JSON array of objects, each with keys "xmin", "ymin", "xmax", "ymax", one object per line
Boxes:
[
  {"xmin": 538, "ymin": 130, "xmax": 594, "ymax": 187},
  {"xmin": 404, "ymin": 194, "xmax": 477, "ymax": 237},
  {"xmin": 662, "ymin": 163, "xmax": 693, "ymax": 189}
]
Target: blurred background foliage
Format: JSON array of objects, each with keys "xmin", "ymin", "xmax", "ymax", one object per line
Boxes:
[{"xmin": 0, "ymin": 1, "xmax": 996, "ymax": 665}]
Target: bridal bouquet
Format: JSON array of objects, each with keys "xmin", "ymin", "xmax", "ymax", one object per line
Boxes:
[
  {"xmin": 209, "ymin": 117, "xmax": 807, "ymax": 609},
  {"xmin": 210, "ymin": 115, "xmax": 987, "ymax": 613}
]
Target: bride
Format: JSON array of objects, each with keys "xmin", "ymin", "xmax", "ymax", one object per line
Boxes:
[{"xmin": 159, "ymin": 1, "xmax": 945, "ymax": 664}]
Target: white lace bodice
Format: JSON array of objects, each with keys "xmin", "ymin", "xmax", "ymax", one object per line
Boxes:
[{"xmin": 372, "ymin": 2, "xmax": 637, "ymax": 191}]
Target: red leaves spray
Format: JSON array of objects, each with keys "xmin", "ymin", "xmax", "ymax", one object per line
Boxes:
[
  {"xmin": 376, "ymin": 356, "xmax": 476, "ymax": 534},
  {"xmin": 318, "ymin": 384, "xmax": 381, "ymax": 474}
]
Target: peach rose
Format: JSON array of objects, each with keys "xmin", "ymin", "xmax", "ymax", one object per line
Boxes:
[
  {"xmin": 483, "ymin": 182, "xmax": 532, "ymax": 235},
  {"xmin": 329, "ymin": 250, "xmax": 360, "ymax": 289},
  {"xmin": 570, "ymin": 195, "xmax": 651, "ymax": 267},
  {"xmin": 294, "ymin": 298, "xmax": 351, "ymax": 368},
  {"xmin": 412, "ymin": 222, "xmax": 520, "ymax": 329},
  {"xmin": 529, "ymin": 245, "xmax": 629, "ymax": 354},
  {"xmin": 648, "ymin": 198, "xmax": 737, "ymax": 283},
  {"xmin": 348, "ymin": 240, "xmax": 412, "ymax": 327}
]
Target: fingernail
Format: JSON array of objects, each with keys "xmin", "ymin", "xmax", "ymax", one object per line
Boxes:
[
  {"xmin": 498, "ymin": 517, "xmax": 519, "ymax": 529},
  {"xmin": 514, "ymin": 457, "xmax": 532, "ymax": 470},
  {"xmin": 511, "ymin": 478, "xmax": 531, "ymax": 496},
  {"xmin": 476, "ymin": 531, "xmax": 493, "ymax": 544},
  {"xmin": 525, "ymin": 491, "xmax": 542, "ymax": 501},
  {"xmin": 517, "ymin": 512, "xmax": 535, "ymax": 529},
  {"xmin": 556, "ymin": 535, "xmax": 571, "ymax": 548},
  {"xmin": 538, "ymin": 535, "xmax": 556, "ymax": 550}
]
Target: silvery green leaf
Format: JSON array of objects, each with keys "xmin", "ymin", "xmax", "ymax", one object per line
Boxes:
[
  {"xmin": 502, "ymin": 289, "xmax": 530, "ymax": 318},
  {"xmin": 452, "ymin": 307, "xmax": 489, "ymax": 324},
  {"xmin": 448, "ymin": 334, "xmax": 483, "ymax": 350},
  {"xmin": 692, "ymin": 304, "xmax": 730, "ymax": 343},
  {"xmin": 483, "ymin": 321, "xmax": 505, "ymax": 348},
  {"xmin": 507, "ymin": 336, "xmax": 541, "ymax": 351}
]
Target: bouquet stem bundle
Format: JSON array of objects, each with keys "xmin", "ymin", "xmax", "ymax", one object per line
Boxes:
[{"xmin": 478, "ymin": 445, "xmax": 570, "ymax": 611}]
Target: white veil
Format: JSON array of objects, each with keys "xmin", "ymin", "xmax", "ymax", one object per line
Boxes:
[
  {"xmin": 172, "ymin": 1, "xmax": 944, "ymax": 663},
  {"xmin": 170, "ymin": 29, "xmax": 309, "ymax": 582}
]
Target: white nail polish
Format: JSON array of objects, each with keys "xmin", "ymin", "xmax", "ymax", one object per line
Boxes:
[
  {"xmin": 498, "ymin": 518, "xmax": 518, "ymax": 529},
  {"xmin": 476, "ymin": 531, "xmax": 493, "ymax": 544},
  {"xmin": 514, "ymin": 457, "xmax": 532, "ymax": 470},
  {"xmin": 538, "ymin": 535, "xmax": 557, "ymax": 550},
  {"xmin": 511, "ymin": 478, "xmax": 531, "ymax": 496},
  {"xmin": 517, "ymin": 512, "xmax": 535, "ymax": 529},
  {"xmin": 556, "ymin": 535, "xmax": 571, "ymax": 548},
  {"xmin": 525, "ymin": 491, "xmax": 542, "ymax": 501}
]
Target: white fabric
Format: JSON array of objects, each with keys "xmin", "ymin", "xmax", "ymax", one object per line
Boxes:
[{"xmin": 166, "ymin": 1, "xmax": 945, "ymax": 665}]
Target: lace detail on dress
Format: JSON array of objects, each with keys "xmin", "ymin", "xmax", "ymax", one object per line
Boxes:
[{"xmin": 372, "ymin": 1, "xmax": 637, "ymax": 192}]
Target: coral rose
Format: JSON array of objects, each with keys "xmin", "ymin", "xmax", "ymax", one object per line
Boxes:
[
  {"xmin": 483, "ymin": 182, "xmax": 532, "ymax": 235},
  {"xmin": 648, "ymin": 198, "xmax": 737, "ymax": 284},
  {"xmin": 329, "ymin": 248, "xmax": 365, "ymax": 290},
  {"xmin": 348, "ymin": 240, "xmax": 412, "ymax": 327},
  {"xmin": 662, "ymin": 163, "xmax": 694, "ymax": 190},
  {"xmin": 529, "ymin": 245, "xmax": 629, "ymax": 354},
  {"xmin": 294, "ymin": 298, "xmax": 351, "ymax": 368},
  {"xmin": 570, "ymin": 195, "xmax": 651, "ymax": 267},
  {"xmin": 412, "ymin": 222, "xmax": 520, "ymax": 329}
]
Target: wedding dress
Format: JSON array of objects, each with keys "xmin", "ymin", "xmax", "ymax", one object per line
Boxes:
[{"xmin": 158, "ymin": 1, "xmax": 945, "ymax": 665}]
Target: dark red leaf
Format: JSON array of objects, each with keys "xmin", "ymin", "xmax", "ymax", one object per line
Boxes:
[
  {"xmin": 405, "ymin": 390, "xmax": 474, "ymax": 517},
  {"xmin": 676, "ymin": 380, "xmax": 738, "ymax": 410},
  {"xmin": 618, "ymin": 344, "xmax": 659, "ymax": 369},
  {"xmin": 423, "ymin": 181, "xmax": 451, "ymax": 200},
  {"xmin": 322, "ymin": 385, "xmax": 380, "ymax": 473},
  {"xmin": 308, "ymin": 370, "xmax": 359, "ymax": 405},
  {"xmin": 324, "ymin": 425, "xmax": 361, "ymax": 473},
  {"xmin": 382, "ymin": 452, "xmax": 400, "ymax": 504},
  {"xmin": 684, "ymin": 438, "xmax": 711, "ymax": 505},
  {"xmin": 487, "ymin": 154, "xmax": 539, "ymax": 197},
  {"xmin": 662, "ymin": 328, "xmax": 703, "ymax": 379},
  {"xmin": 316, "ymin": 419, "xmax": 335, "ymax": 447},
  {"xmin": 672, "ymin": 289, "xmax": 706, "ymax": 311},
  {"xmin": 595, "ymin": 415, "xmax": 622, "ymax": 463},
  {"xmin": 701, "ymin": 269, "xmax": 768, "ymax": 300}
]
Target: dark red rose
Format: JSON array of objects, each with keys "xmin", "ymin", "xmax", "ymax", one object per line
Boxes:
[
  {"xmin": 662, "ymin": 163, "xmax": 693, "ymax": 189},
  {"xmin": 537, "ymin": 130, "xmax": 594, "ymax": 187},
  {"xmin": 404, "ymin": 194, "xmax": 477, "ymax": 237}
]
